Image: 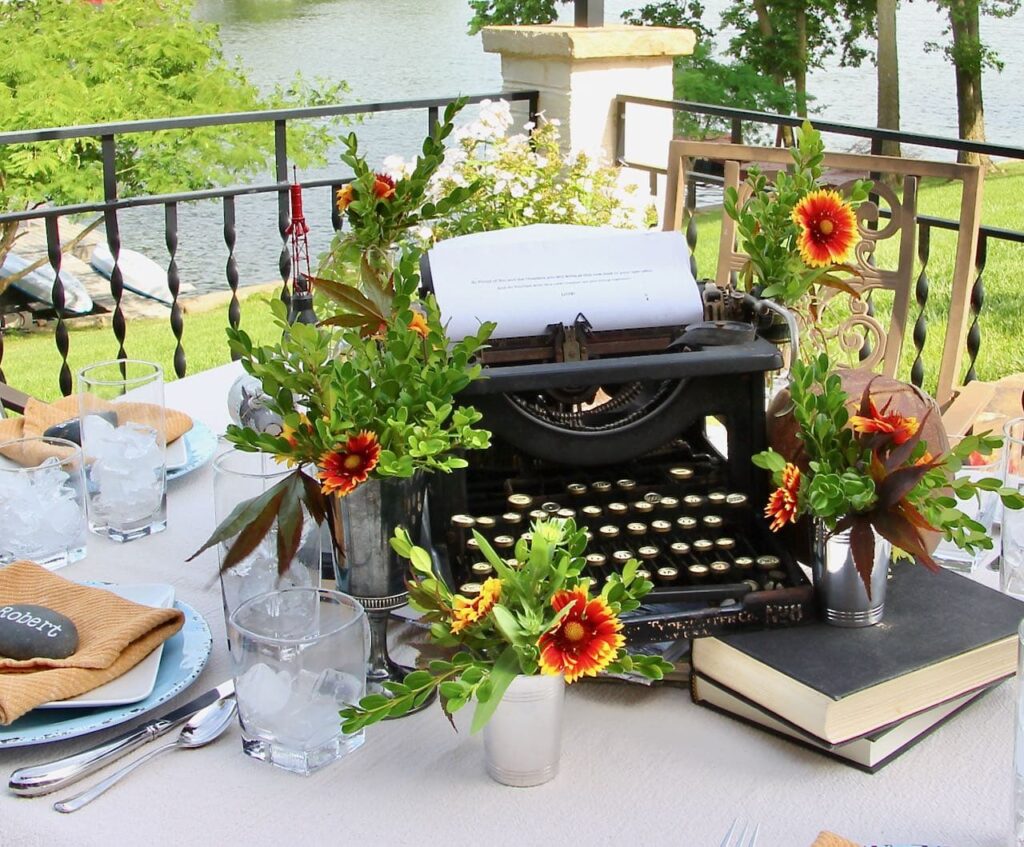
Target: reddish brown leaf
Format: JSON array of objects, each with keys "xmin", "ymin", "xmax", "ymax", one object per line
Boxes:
[
  {"xmin": 275, "ymin": 478, "xmax": 305, "ymax": 576},
  {"xmin": 870, "ymin": 509, "xmax": 937, "ymax": 571},
  {"xmin": 848, "ymin": 517, "xmax": 877, "ymax": 600},
  {"xmin": 219, "ymin": 487, "xmax": 288, "ymax": 571},
  {"xmin": 896, "ymin": 499, "xmax": 939, "ymax": 533},
  {"xmin": 876, "ymin": 463, "xmax": 935, "ymax": 508}
]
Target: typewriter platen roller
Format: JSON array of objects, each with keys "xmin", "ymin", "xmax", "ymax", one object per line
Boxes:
[{"xmin": 426, "ymin": 283, "xmax": 815, "ymax": 642}]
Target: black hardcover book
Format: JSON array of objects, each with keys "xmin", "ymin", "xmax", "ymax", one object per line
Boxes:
[
  {"xmin": 691, "ymin": 672, "xmax": 1002, "ymax": 773},
  {"xmin": 691, "ymin": 564, "xmax": 1024, "ymax": 744}
]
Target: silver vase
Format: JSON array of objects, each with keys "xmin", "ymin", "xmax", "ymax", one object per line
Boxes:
[
  {"xmin": 812, "ymin": 521, "xmax": 891, "ymax": 627},
  {"xmin": 483, "ymin": 674, "xmax": 565, "ymax": 787},
  {"xmin": 328, "ymin": 473, "xmax": 430, "ymax": 706}
]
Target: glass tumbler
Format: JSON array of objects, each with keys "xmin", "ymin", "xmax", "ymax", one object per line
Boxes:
[
  {"xmin": 0, "ymin": 436, "xmax": 87, "ymax": 568},
  {"xmin": 1002, "ymin": 419, "xmax": 1024, "ymax": 599},
  {"xmin": 78, "ymin": 359, "xmax": 167, "ymax": 542},
  {"xmin": 213, "ymin": 448, "xmax": 321, "ymax": 631},
  {"xmin": 228, "ymin": 588, "xmax": 368, "ymax": 775},
  {"xmin": 934, "ymin": 434, "xmax": 1005, "ymax": 573}
]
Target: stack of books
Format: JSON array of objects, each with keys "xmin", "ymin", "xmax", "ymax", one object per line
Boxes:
[{"xmin": 691, "ymin": 564, "xmax": 1023, "ymax": 772}]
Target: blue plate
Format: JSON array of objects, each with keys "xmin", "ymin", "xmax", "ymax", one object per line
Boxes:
[
  {"xmin": 167, "ymin": 420, "xmax": 217, "ymax": 482},
  {"xmin": 0, "ymin": 599, "xmax": 212, "ymax": 748}
]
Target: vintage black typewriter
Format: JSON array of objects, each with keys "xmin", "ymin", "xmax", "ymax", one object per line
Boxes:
[{"xmin": 419, "ymin": 262, "xmax": 816, "ymax": 642}]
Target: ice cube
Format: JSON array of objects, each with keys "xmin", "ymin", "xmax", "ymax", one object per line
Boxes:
[
  {"xmin": 313, "ymin": 669, "xmax": 363, "ymax": 707},
  {"xmin": 272, "ymin": 693, "xmax": 342, "ymax": 750},
  {"xmin": 237, "ymin": 662, "xmax": 292, "ymax": 720}
]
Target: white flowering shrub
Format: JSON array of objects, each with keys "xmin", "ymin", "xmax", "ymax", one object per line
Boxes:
[{"xmin": 380, "ymin": 100, "xmax": 654, "ymax": 248}]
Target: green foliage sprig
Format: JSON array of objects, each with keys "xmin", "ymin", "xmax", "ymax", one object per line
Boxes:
[
  {"xmin": 754, "ymin": 354, "xmax": 1024, "ymax": 593},
  {"xmin": 340, "ymin": 520, "xmax": 673, "ymax": 734},
  {"xmin": 723, "ymin": 121, "xmax": 871, "ymax": 307}
]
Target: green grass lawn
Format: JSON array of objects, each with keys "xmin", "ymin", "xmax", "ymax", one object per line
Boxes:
[
  {"xmin": 1, "ymin": 290, "xmax": 281, "ymax": 402},
  {"xmin": 3, "ymin": 162, "xmax": 1024, "ymax": 403}
]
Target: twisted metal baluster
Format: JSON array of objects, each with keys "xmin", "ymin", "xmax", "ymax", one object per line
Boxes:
[
  {"xmin": 165, "ymin": 202, "xmax": 186, "ymax": 378},
  {"xmin": 101, "ymin": 135, "xmax": 127, "ymax": 361},
  {"xmin": 910, "ymin": 221, "xmax": 931, "ymax": 389},
  {"xmin": 223, "ymin": 196, "xmax": 241, "ymax": 351},
  {"xmin": 685, "ymin": 176, "xmax": 698, "ymax": 279},
  {"xmin": 331, "ymin": 183, "xmax": 343, "ymax": 233},
  {"xmin": 45, "ymin": 217, "xmax": 72, "ymax": 397},
  {"xmin": 964, "ymin": 232, "xmax": 987, "ymax": 385},
  {"xmin": 0, "ymin": 311, "xmax": 6, "ymax": 386}
]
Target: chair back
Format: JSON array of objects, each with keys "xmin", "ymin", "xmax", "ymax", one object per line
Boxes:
[{"xmin": 662, "ymin": 141, "xmax": 984, "ymax": 406}]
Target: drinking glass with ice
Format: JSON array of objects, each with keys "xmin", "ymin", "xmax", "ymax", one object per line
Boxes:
[
  {"xmin": 77, "ymin": 360, "xmax": 167, "ymax": 542},
  {"xmin": 229, "ymin": 588, "xmax": 368, "ymax": 775},
  {"xmin": 0, "ymin": 436, "xmax": 87, "ymax": 569}
]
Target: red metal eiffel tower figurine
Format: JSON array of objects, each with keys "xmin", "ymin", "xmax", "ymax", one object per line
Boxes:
[{"xmin": 285, "ymin": 167, "xmax": 317, "ymax": 325}]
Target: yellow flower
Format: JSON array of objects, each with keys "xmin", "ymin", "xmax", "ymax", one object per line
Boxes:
[{"xmin": 450, "ymin": 577, "xmax": 501, "ymax": 634}]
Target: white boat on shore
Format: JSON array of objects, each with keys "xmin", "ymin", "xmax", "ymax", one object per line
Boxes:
[
  {"xmin": 0, "ymin": 252, "xmax": 94, "ymax": 315},
  {"xmin": 90, "ymin": 244, "xmax": 173, "ymax": 305}
]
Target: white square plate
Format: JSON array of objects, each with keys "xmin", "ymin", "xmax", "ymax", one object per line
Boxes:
[{"xmin": 36, "ymin": 583, "xmax": 176, "ymax": 709}]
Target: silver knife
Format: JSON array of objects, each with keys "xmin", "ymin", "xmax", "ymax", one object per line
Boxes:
[{"xmin": 7, "ymin": 679, "xmax": 235, "ymax": 797}]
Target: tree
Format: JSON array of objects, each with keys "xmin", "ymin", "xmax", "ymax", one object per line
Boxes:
[
  {"xmin": 0, "ymin": 0, "xmax": 345, "ymax": 290},
  {"xmin": 925, "ymin": 0, "xmax": 1020, "ymax": 166},
  {"xmin": 876, "ymin": 0, "xmax": 902, "ymax": 157},
  {"xmin": 623, "ymin": 1, "xmax": 799, "ymax": 141}
]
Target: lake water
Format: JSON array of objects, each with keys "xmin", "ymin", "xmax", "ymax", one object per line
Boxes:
[{"xmin": 120, "ymin": 0, "xmax": 1024, "ymax": 294}]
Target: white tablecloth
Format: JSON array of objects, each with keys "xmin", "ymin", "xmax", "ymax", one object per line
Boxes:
[{"xmin": 0, "ymin": 361, "xmax": 1016, "ymax": 847}]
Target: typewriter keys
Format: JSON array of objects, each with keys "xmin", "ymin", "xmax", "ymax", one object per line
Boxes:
[
  {"xmin": 616, "ymin": 479, "xmax": 637, "ymax": 492},
  {"xmin": 626, "ymin": 522, "xmax": 648, "ymax": 537},
  {"xmin": 557, "ymin": 508, "xmax": 577, "ymax": 520},
  {"xmin": 651, "ymin": 520, "xmax": 673, "ymax": 535},
  {"xmin": 581, "ymin": 505, "xmax": 603, "ymax": 520},
  {"xmin": 507, "ymin": 493, "xmax": 533, "ymax": 511},
  {"xmin": 669, "ymin": 541, "xmax": 691, "ymax": 559},
  {"xmin": 687, "ymin": 563, "xmax": 710, "ymax": 583},
  {"xmin": 659, "ymin": 496, "xmax": 680, "ymax": 511},
  {"xmin": 734, "ymin": 556, "xmax": 754, "ymax": 574},
  {"xmin": 541, "ymin": 501, "xmax": 561, "ymax": 514},
  {"xmin": 586, "ymin": 553, "xmax": 607, "ymax": 569},
  {"xmin": 707, "ymin": 492, "xmax": 727, "ymax": 508},
  {"xmin": 709, "ymin": 560, "xmax": 732, "ymax": 580},
  {"xmin": 566, "ymin": 483, "xmax": 588, "ymax": 497},
  {"xmin": 632, "ymin": 500, "xmax": 655, "ymax": 516},
  {"xmin": 643, "ymin": 492, "xmax": 662, "ymax": 505},
  {"xmin": 638, "ymin": 546, "xmax": 660, "ymax": 561},
  {"xmin": 471, "ymin": 562, "xmax": 494, "ymax": 578},
  {"xmin": 475, "ymin": 516, "xmax": 497, "ymax": 536},
  {"xmin": 669, "ymin": 466, "xmax": 694, "ymax": 481},
  {"xmin": 612, "ymin": 550, "xmax": 633, "ymax": 566},
  {"xmin": 529, "ymin": 509, "xmax": 548, "ymax": 522},
  {"xmin": 683, "ymin": 494, "xmax": 706, "ymax": 510},
  {"xmin": 756, "ymin": 555, "xmax": 781, "ymax": 573},
  {"xmin": 702, "ymin": 514, "xmax": 724, "ymax": 530},
  {"xmin": 715, "ymin": 537, "xmax": 737, "ymax": 551},
  {"xmin": 675, "ymin": 516, "xmax": 698, "ymax": 533},
  {"xmin": 635, "ymin": 568, "xmax": 652, "ymax": 581},
  {"xmin": 726, "ymin": 493, "xmax": 748, "ymax": 508},
  {"xmin": 656, "ymin": 566, "xmax": 680, "ymax": 584},
  {"xmin": 591, "ymin": 481, "xmax": 613, "ymax": 496},
  {"xmin": 598, "ymin": 525, "xmax": 620, "ymax": 540},
  {"xmin": 501, "ymin": 512, "xmax": 523, "ymax": 527},
  {"xmin": 451, "ymin": 514, "xmax": 476, "ymax": 530},
  {"xmin": 608, "ymin": 502, "xmax": 629, "ymax": 519},
  {"xmin": 459, "ymin": 582, "xmax": 482, "ymax": 597},
  {"xmin": 493, "ymin": 535, "xmax": 515, "ymax": 551}
]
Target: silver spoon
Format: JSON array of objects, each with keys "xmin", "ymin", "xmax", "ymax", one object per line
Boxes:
[{"xmin": 53, "ymin": 695, "xmax": 237, "ymax": 813}]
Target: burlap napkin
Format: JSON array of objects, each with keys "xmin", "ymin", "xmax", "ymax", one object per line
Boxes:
[
  {"xmin": 0, "ymin": 394, "xmax": 192, "ymax": 466},
  {"xmin": 812, "ymin": 833, "xmax": 861, "ymax": 847},
  {"xmin": 0, "ymin": 561, "xmax": 185, "ymax": 725}
]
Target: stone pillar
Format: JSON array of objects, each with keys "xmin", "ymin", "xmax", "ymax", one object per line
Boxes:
[{"xmin": 481, "ymin": 25, "xmax": 695, "ymax": 173}]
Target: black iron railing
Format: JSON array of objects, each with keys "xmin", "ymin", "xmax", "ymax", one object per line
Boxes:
[
  {"xmin": 0, "ymin": 92, "xmax": 540, "ymax": 396},
  {"xmin": 615, "ymin": 94, "xmax": 1024, "ymax": 392}
]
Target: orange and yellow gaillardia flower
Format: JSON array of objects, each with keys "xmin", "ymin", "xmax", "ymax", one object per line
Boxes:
[
  {"xmin": 407, "ymin": 312, "xmax": 429, "ymax": 339},
  {"xmin": 336, "ymin": 184, "xmax": 355, "ymax": 213},
  {"xmin": 538, "ymin": 589, "xmax": 625, "ymax": 683},
  {"xmin": 274, "ymin": 414, "xmax": 312, "ymax": 466},
  {"xmin": 765, "ymin": 463, "xmax": 802, "ymax": 531},
  {"xmin": 791, "ymin": 189, "xmax": 858, "ymax": 268},
  {"xmin": 450, "ymin": 577, "xmax": 501, "ymax": 634},
  {"xmin": 317, "ymin": 431, "xmax": 381, "ymax": 496},
  {"xmin": 849, "ymin": 398, "xmax": 919, "ymax": 446},
  {"xmin": 372, "ymin": 173, "xmax": 396, "ymax": 201}
]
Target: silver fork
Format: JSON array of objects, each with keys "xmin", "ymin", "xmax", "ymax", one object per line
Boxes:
[{"xmin": 719, "ymin": 818, "xmax": 761, "ymax": 847}]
